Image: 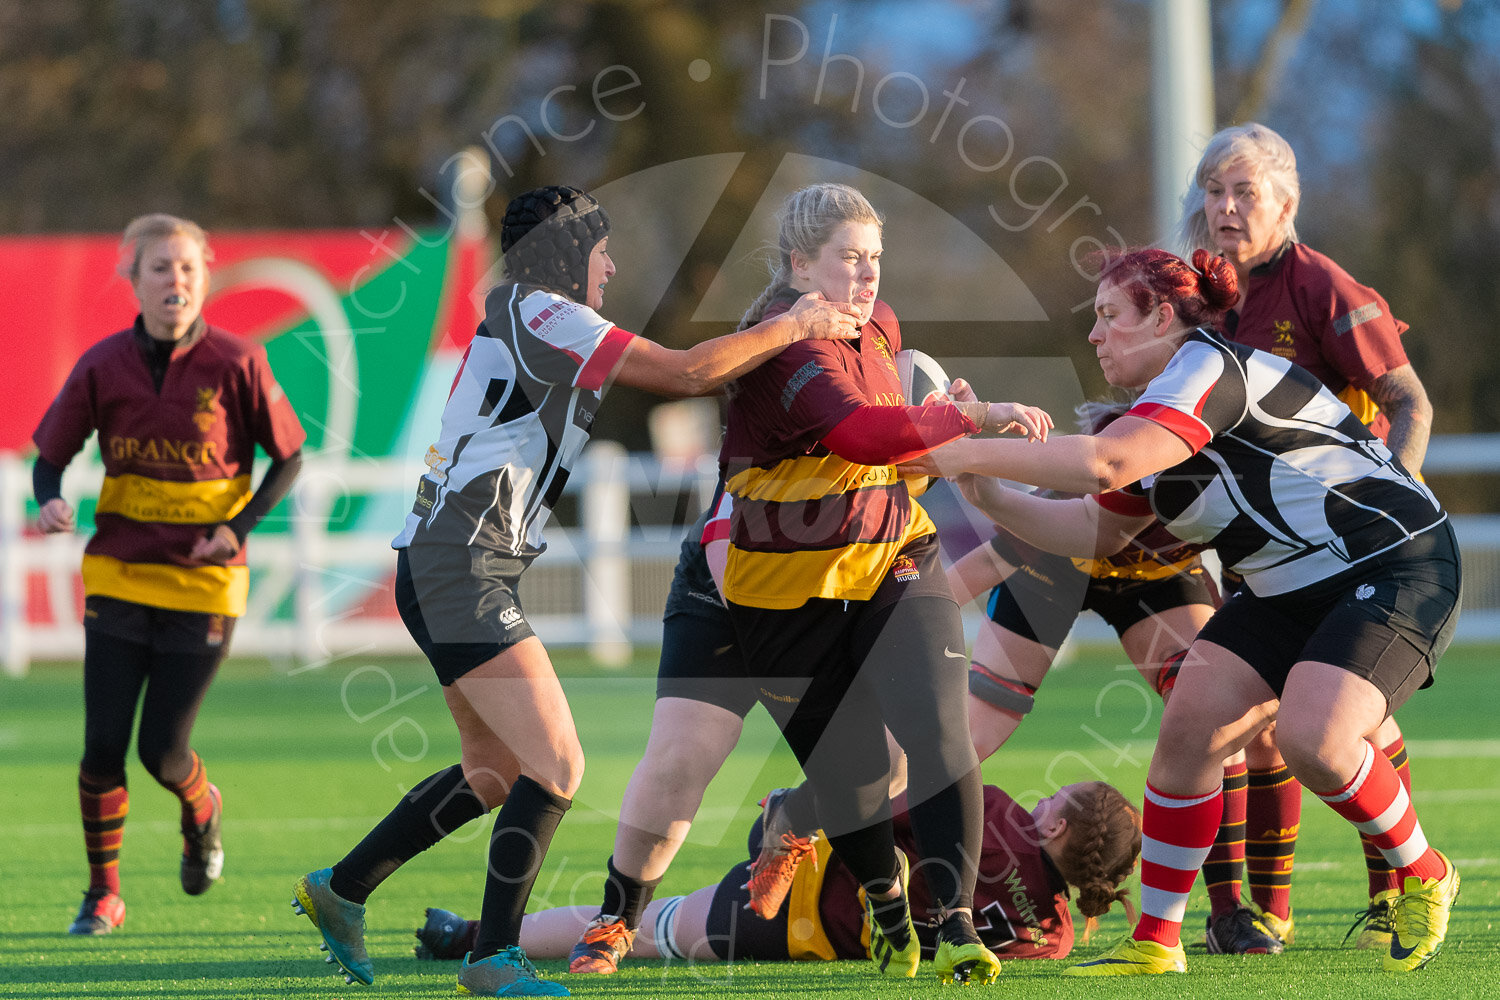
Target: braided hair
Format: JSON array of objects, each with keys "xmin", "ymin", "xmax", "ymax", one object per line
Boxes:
[
  {"xmin": 1048, "ymin": 781, "xmax": 1143, "ymax": 941},
  {"xmin": 500, "ymin": 185, "xmax": 611, "ymax": 304},
  {"xmin": 736, "ymin": 182, "xmax": 882, "ymax": 331}
]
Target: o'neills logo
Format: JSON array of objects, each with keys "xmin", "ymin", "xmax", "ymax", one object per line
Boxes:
[
  {"xmin": 193, "ymin": 387, "xmax": 220, "ymax": 433},
  {"xmin": 108, "ymin": 436, "xmax": 219, "ymax": 465}
]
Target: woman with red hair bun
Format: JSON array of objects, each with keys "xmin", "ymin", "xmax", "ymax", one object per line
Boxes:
[
  {"xmin": 1179, "ymin": 122, "xmax": 1435, "ymax": 949},
  {"xmin": 904, "ymin": 245, "xmax": 1461, "ymax": 977}
]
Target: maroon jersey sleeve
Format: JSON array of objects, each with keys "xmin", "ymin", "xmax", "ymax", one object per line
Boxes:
[
  {"xmin": 722, "ymin": 297, "xmax": 908, "ymax": 468},
  {"xmin": 1290, "ymin": 246, "xmax": 1410, "ymax": 391},
  {"xmin": 774, "ymin": 340, "xmax": 867, "ymax": 441},
  {"xmin": 721, "ymin": 339, "xmax": 868, "ymax": 467},
  {"xmin": 244, "ymin": 343, "xmax": 307, "ymax": 459},
  {"xmin": 31, "ymin": 335, "xmax": 118, "ymax": 468},
  {"xmin": 820, "ymin": 404, "xmax": 977, "ymax": 465}
]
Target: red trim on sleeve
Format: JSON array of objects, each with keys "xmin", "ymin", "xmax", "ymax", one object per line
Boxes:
[
  {"xmin": 447, "ymin": 344, "xmax": 472, "ymax": 399},
  {"xmin": 1091, "ymin": 490, "xmax": 1152, "ymax": 517},
  {"xmin": 701, "ymin": 491, "xmax": 733, "ymax": 545},
  {"xmin": 820, "ymin": 404, "xmax": 978, "ymax": 466},
  {"xmin": 696, "ymin": 485, "xmax": 732, "ymax": 548},
  {"xmin": 1127, "ymin": 401, "xmax": 1211, "ymax": 452},
  {"xmin": 575, "ymin": 326, "xmax": 636, "ymax": 392}
]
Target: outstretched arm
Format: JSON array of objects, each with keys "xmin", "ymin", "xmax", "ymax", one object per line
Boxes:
[
  {"xmin": 946, "ymin": 537, "xmax": 1021, "ymax": 607},
  {"xmin": 904, "ymin": 415, "xmax": 1191, "ymax": 495},
  {"xmin": 951, "ymin": 473, "xmax": 1155, "ymax": 559},
  {"xmin": 820, "ymin": 400, "xmax": 1052, "ymax": 466},
  {"xmin": 611, "ymin": 293, "xmax": 861, "ymax": 397}
]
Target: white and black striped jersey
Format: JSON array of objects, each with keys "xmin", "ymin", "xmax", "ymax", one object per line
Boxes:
[
  {"xmin": 392, "ymin": 283, "xmax": 635, "ymax": 559},
  {"xmin": 1095, "ymin": 329, "xmax": 1445, "ymax": 596}
]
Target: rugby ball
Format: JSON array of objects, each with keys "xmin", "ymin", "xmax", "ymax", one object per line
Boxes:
[{"xmin": 896, "ymin": 348, "xmax": 951, "ymax": 405}]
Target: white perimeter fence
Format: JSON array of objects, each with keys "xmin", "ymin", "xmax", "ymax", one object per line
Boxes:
[{"xmin": 3, "ymin": 435, "xmax": 1499, "ymax": 676}]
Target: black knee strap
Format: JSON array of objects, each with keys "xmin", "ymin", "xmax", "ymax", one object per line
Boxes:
[
  {"xmin": 968, "ymin": 669, "xmax": 1035, "ymax": 715},
  {"xmin": 1155, "ymin": 648, "xmax": 1188, "ymax": 698}
]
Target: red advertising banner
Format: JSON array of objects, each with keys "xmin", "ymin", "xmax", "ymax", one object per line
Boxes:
[{"xmin": 0, "ymin": 227, "xmax": 488, "ymax": 452}]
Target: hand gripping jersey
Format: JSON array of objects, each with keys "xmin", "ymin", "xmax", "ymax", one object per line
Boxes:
[
  {"xmin": 1095, "ymin": 329, "xmax": 1445, "ymax": 596},
  {"xmin": 718, "ymin": 295, "xmax": 935, "ymax": 609},
  {"xmin": 393, "ymin": 284, "xmax": 635, "ymax": 558},
  {"xmin": 1227, "ymin": 242, "xmax": 1411, "ymax": 440},
  {"xmin": 787, "ymin": 786, "xmax": 1074, "ymax": 960},
  {"xmin": 31, "ymin": 322, "xmax": 306, "ymax": 616}
]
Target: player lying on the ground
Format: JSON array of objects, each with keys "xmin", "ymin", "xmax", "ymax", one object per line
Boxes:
[{"xmin": 414, "ymin": 782, "xmax": 1139, "ymax": 967}]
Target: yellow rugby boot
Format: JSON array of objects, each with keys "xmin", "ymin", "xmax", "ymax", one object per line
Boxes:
[
  {"xmin": 1063, "ymin": 936, "xmax": 1186, "ymax": 976},
  {"xmin": 1383, "ymin": 852, "xmax": 1460, "ymax": 972}
]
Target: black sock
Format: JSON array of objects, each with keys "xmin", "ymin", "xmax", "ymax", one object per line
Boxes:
[
  {"xmin": 825, "ymin": 820, "xmax": 900, "ymax": 905},
  {"xmin": 905, "ymin": 767, "xmax": 983, "ymax": 914},
  {"xmin": 600, "ymin": 855, "xmax": 660, "ymax": 931},
  {"xmin": 866, "ymin": 872, "xmax": 912, "ymax": 949},
  {"xmin": 470, "ymin": 775, "xmax": 572, "ymax": 960},
  {"xmin": 937, "ymin": 909, "xmax": 980, "ymax": 946},
  {"xmin": 779, "ymin": 783, "xmax": 819, "ymax": 836},
  {"xmin": 330, "ymin": 765, "xmax": 487, "ymax": 904}
]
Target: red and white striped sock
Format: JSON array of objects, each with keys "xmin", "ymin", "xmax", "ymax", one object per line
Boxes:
[
  {"xmin": 1135, "ymin": 782, "xmax": 1222, "ymax": 946},
  {"xmin": 1359, "ymin": 736, "xmax": 1413, "ymax": 895},
  {"xmin": 1314, "ymin": 741, "xmax": 1445, "ymax": 884}
]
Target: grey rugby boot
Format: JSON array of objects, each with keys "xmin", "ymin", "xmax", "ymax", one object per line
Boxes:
[
  {"xmin": 292, "ymin": 868, "xmax": 374, "ymax": 985},
  {"xmin": 457, "ymin": 945, "xmax": 570, "ymax": 996}
]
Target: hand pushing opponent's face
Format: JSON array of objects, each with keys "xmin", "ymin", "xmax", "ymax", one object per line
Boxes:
[{"xmin": 790, "ymin": 221, "xmax": 881, "ymax": 325}]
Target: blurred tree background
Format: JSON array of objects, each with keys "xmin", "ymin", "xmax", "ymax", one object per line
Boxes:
[{"xmin": 2, "ymin": 0, "xmax": 1497, "ymax": 462}]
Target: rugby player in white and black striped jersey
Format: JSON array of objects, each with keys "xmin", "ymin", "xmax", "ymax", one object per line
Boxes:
[
  {"xmin": 904, "ymin": 246, "xmax": 1460, "ymax": 977},
  {"xmin": 292, "ymin": 185, "xmax": 861, "ymax": 998}
]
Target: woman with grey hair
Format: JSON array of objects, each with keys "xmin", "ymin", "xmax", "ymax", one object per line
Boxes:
[{"xmin": 1177, "ymin": 122, "xmax": 1434, "ymax": 951}]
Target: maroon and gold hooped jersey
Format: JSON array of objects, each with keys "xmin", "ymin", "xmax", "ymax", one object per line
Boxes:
[
  {"xmin": 33, "ymin": 321, "xmax": 305, "ymax": 616},
  {"xmin": 719, "ymin": 294, "xmax": 935, "ymax": 609}
]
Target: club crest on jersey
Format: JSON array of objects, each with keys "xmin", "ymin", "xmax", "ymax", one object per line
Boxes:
[
  {"xmin": 891, "ymin": 555, "xmax": 920, "ymax": 582},
  {"xmin": 871, "ymin": 333, "xmax": 892, "ymax": 359},
  {"xmin": 1272, "ymin": 320, "xmax": 1297, "ymax": 358},
  {"xmin": 1356, "ymin": 583, "xmax": 1375, "ymax": 600},
  {"xmin": 193, "ymin": 387, "xmax": 220, "ymax": 433}
]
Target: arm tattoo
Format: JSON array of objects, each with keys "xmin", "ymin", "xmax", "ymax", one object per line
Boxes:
[{"xmin": 1367, "ymin": 364, "xmax": 1433, "ymax": 475}]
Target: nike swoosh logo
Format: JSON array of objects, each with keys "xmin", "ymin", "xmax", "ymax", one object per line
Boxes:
[
  {"xmin": 1389, "ymin": 938, "xmax": 1419, "ymax": 961},
  {"xmin": 944, "ymin": 648, "xmax": 967, "ymax": 660}
]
